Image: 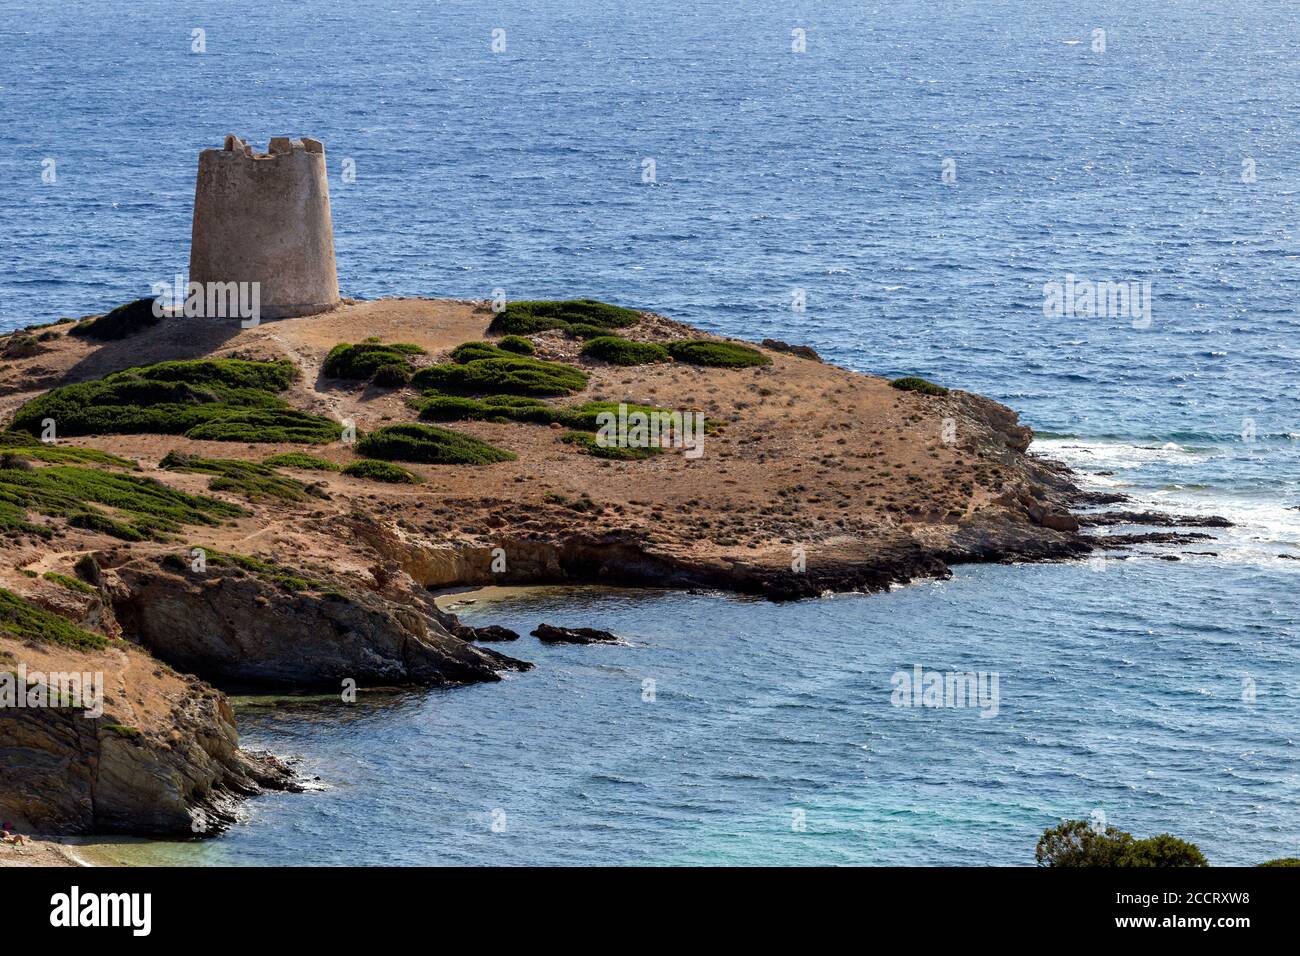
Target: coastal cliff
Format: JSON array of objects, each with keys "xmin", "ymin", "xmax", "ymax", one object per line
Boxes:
[{"xmin": 0, "ymin": 296, "xmax": 1219, "ymax": 847}]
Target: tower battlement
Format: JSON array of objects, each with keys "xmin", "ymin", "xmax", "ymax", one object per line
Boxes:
[{"xmin": 188, "ymin": 135, "xmax": 340, "ymax": 320}]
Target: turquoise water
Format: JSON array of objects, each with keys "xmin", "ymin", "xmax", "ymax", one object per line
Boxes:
[{"xmin": 3, "ymin": 0, "xmax": 1298, "ymax": 864}]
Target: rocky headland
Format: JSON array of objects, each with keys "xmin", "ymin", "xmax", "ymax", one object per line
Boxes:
[{"xmin": 0, "ymin": 295, "xmax": 1229, "ymax": 853}]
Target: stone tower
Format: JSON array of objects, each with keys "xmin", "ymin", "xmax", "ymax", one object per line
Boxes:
[{"xmin": 189, "ymin": 135, "xmax": 340, "ymax": 320}]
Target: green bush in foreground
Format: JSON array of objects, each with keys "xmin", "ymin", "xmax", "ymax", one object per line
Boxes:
[
  {"xmin": 262, "ymin": 452, "xmax": 339, "ymax": 472},
  {"xmin": 561, "ymin": 431, "xmax": 662, "ymax": 460},
  {"xmin": 487, "ymin": 299, "xmax": 641, "ymax": 336},
  {"xmin": 0, "ymin": 463, "xmax": 246, "ymax": 541},
  {"xmin": 323, "ymin": 342, "xmax": 425, "ymax": 383},
  {"xmin": 1035, "ymin": 820, "xmax": 1208, "ymax": 868},
  {"xmin": 356, "ymin": 423, "xmax": 516, "ymax": 465},
  {"xmin": 581, "ymin": 336, "xmax": 671, "ymax": 366},
  {"xmin": 890, "ymin": 376, "xmax": 949, "ymax": 396},
  {"xmin": 1259, "ymin": 858, "xmax": 1300, "ymax": 867},
  {"xmin": 0, "ymin": 588, "xmax": 109, "ymax": 651},
  {"xmin": 665, "ymin": 340, "xmax": 771, "ymax": 369},
  {"xmin": 412, "ymin": 355, "xmax": 588, "ymax": 397},
  {"xmin": 160, "ymin": 452, "xmax": 317, "ymax": 503},
  {"xmin": 69, "ymin": 298, "xmax": 162, "ymax": 342},
  {"xmin": 9, "ymin": 359, "xmax": 342, "ymax": 445},
  {"xmin": 342, "ymin": 459, "xmax": 421, "ymax": 484}
]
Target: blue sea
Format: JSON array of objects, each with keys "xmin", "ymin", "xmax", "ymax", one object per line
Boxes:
[{"xmin": 2, "ymin": 0, "xmax": 1297, "ymax": 865}]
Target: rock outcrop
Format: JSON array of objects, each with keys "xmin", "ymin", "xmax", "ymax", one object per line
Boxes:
[
  {"xmin": 0, "ymin": 643, "xmax": 294, "ymax": 837},
  {"xmin": 531, "ymin": 624, "xmax": 623, "ymax": 645},
  {"xmin": 110, "ymin": 562, "xmax": 530, "ymax": 688}
]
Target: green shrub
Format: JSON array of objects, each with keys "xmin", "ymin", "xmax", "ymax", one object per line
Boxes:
[
  {"xmin": 665, "ymin": 340, "xmax": 770, "ymax": 369},
  {"xmin": 323, "ymin": 342, "xmax": 425, "ymax": 382},
  {"xmin": 342, "ymin": 459, "xmax": 421, "ymax": 484},
  {"xmin": 1119, "ymin": 834, "xmax": 1209, "ymax": 868},
  {"xmin": 102, "ymin": 723, "xmax": 142, "ymax": 739},
  {"xmin": 890, "ymin": 376, "xmax": 949, "ymax": 396},
  {"xmin": 0, "ymin": 433, "xmax": 135, "ymax": 469},
  {"xmin": 160, "ymin": 452, "xmax": 316, "ymax": 503},
  {"xmin": 356, "ymin": 424, "xmax": 516, "ymax": 465},
  {"xmin": 1260, "ymin": 858, "xmax": 1300, "ymax": 867},
  {"xmin": 0, "ymin": 464, "xmax": 246, "ymax": 541},
  {"xmin": 262, "ymin": 452, "xmax": 339, "ymax": 472},
  {"xmin": 449, "ymin": 341, "xmax": 509, "ymax": 364},
  {"xmin": 412, "ymin": 356, "xmax": 588, "ymax": 397},
  {"xmin": 1035, "ymin": 820, "xmax": 1133, "ymax": 867},
  {"xmin": 43, "ymin": 571, "xmax": 96, "ymax": 595},
  {"xmin": 0, "ymin": 588, "xmax": 109, "ymax": 650},
  {"xmin": 68, "ymin": 298, "xmax": 161, "ymax": 341},
  {"xmin": 561, "ymin": 431, "xmax": 662, "ymax": 460},
  {"xmin": 567, "ymin": 323, "xmax": 615, "ymax": 340},
  {"xmin": 487, "ymin": 299, "xmax": 641, "ymax": 336},
  {"xmin": 371, "ymin": 363, "xmax": 412, "ymax": 387},
  {"xmin": 67, "ymin": 511, "xmax": 146, "ymax": 541},
  {"xmin": 497, "ymin": 335, "xmax": 534, "ymax": 355},
  {"xmin": 1035, "ymin": 820, "xmax": 1208, "ymax": 868},
  {"xmin": 581, "ymin": 336, "xmax": 671, "ymax": 366},
  {"xmin": 8, "ymin": 359, "xmax": 341, "ymax": 444}
]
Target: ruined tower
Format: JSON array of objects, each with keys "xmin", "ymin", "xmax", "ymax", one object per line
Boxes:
[{"xmin": 189, "ymin": 135, "xmax": 340, "ymax": 320}]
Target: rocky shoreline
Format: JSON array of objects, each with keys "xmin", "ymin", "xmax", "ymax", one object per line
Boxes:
[{"xmin": 0, "ymin": 296, "xmax": 1233, "ymax": 856}]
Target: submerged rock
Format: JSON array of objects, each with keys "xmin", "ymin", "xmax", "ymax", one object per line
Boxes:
[
  {"xmin": 1077, "ymin": 510, "xmax": 1233, "ymax": 528},
  {"xmin": 531, "ymin": 624, "xmax": 622, "ymax": 645},
  {"xmin": 431, "ymin": 605, "xmax": 520, "ymax": 642}
]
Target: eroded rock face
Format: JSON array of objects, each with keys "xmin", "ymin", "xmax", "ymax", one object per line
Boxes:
[
  {"xmin": 0, "ymin": 664, "xmax": 293, "ymax": 837},
  {"xmin": 110, "ymin": 563, "xmax": 529, "ymax": 688}
]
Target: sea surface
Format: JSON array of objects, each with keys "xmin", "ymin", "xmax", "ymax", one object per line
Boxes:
[{"xmin": 2, "ymin": 0, "xmax": 1297, "ymax": 865}]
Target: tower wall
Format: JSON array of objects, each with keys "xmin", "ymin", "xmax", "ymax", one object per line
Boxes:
[{"xmin": 189, "ymin": 136, "xmax": 340, "ymax": 320}]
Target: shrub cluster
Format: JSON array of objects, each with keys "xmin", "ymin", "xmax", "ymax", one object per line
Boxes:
[
  {"xmin": 665, "ymin": 340, "xmax": 770, "ymax": 368},
  {"xmin": 580, "ymin": 336, "xmax": 670, "ymax": 366},
  {"xmin": 1035, "ymin": 820, "xmax": 1207, "ymax": 867},
  {"xmin": 8, "ymin": 359, "xmax": 342, "ymax": 444},
  {"xmin": 0, "ymin": 461, "xmax": 246, "ymax": 541},
  {"xmin": 412, "ymin": 355, "xmax": 588, "ymax": 397},
  {"xmin": 160, "ymin": 451, "xmax": 318, "ymax": 503},
  {"xmin": 0, "ymin": 588, "xmax": 110, "ymax": 650},
  {"xmin": 486, "ymin": 299, "xmax": 641, "ymax": 336},
  {"xmin": 323, "ymin": 341, "xmax": 425, "ymax": 385},
  {"xmin": 341, "ymin": 459, "xmax": 421, "ymax": 483},
  {"xmin": 560, "ymin": 431, "xmax": 662, "ymax": 460},
  {"xmin": 497, "ymin": 335, "xmax": 534, "ymax": 355},
  {"xmin": 355, "ymin": 423, "xmax": 516, "ymax": 465}
]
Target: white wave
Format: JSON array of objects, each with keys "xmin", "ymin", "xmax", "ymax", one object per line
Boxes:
[{"xmin": 1033, "ymin": 437, "xmax": 1300, "ymax": 563}]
